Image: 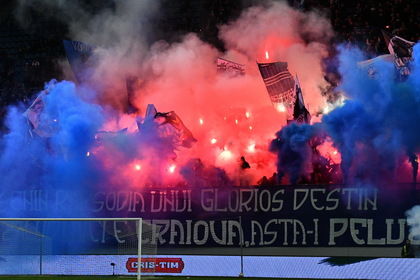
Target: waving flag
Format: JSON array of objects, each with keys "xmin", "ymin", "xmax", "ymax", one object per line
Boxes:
[
  {"xmin": 381, "ymin": 29, "xmax": 415, "ymax": 58},
  {"xmin": 293, "ymin": 75, "xmax": 311, "ymax": 124},
  {"xmin": 155, "ymin": 111, "xmax": 197, "ymax": 148},
  {"xmin": 23, "ymin": 90, "xmax": 57, "ymax": 138},
  {"xmin": 381, "ymin": 29, "xmax": 415, "ymax": 80},
  {"xmin": 63, "ymin": 40, "xmax": 97, "ymax": 84},
  {"xmin": 217, "ymin": 57, "xmax": 245, "ymax": 77},
  {"xmin": 139, "ymin": 104, "xmax": 197, "ymax": 148},
  {"xmin": 257, "ymin": 61, "xmax": 295, "ymax": 109},
  {"xmin": 358, "ymin": 54, "xmax": 394, "ymax": 77}
]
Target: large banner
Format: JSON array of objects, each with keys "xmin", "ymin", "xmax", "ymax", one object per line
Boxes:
[
  {"xmin": 91, "ymin": 185, "xmax": 415, "ymax": 248},
  {"xmin": 1, "ymin": 185, "xmax": 417, "ymax": 253}
]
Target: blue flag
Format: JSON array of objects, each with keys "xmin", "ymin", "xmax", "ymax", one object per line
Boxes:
[
  {"xmin": 62, "ymin": 40, "xmax": 97, "ymax": 84},
  {"xmin": 293, "ymin": 75, "xmax": 311, "ymax": 124}
]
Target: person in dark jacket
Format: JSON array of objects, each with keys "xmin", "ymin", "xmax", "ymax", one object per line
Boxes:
[{"xmin": 401, "ymin": 239, "xmax": 415, "ymax": 258}]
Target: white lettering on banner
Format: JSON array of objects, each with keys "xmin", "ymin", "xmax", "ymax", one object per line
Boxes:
[
  {"xmin": 209, "ymin": 220, "xmax": 227, "ymax": 245},
  {"xmin": 129, "ymin": 218, "xmax": 403, "ymax": 247},
  {"xmin": 2, "ymin": 187, "xmax": 380, "ymax": 214},
  {"xmin": 169, "ymin": 219, "xmax": 185, "ymax": 244},
  {"xmin": 386, "ymin": 219, "xmax": 406, "ymax": 244},
  {"xmin": 0, "ymin": 217, "xmax": 402, "ymax": 249},
  {"xmin": 227, "ymin": 220, "xmax": 241, "ymax": 245},
  {"xmin": 194, "ymin": 220, "xmax": 209, "ymax": 245},
  {"xmin": 0, "ymin": 190, "xmax": 70, "ymax": 212},
  {"xmin": 150, "ymin": 219, "xmax": 170, "ymax": 244},
  {"xmin": 71, "ymin": 41, "xmax": 96, "ymax": 53},
  {"xmin": 328, "ymin": 218, "xmax": 406, "ymax": 245},
  {"xmin": 151, "ymin": 190, "xmax": 192, "ymax": 212},
  {"xmin": 140, "ymin": 261, "xmax": 152, "ymax": 269},
  {"xmin": 89, "ymin": 220, "xmax": 139, "ymax": 244},
  {"xmin": 0, "ymin": 187, "xmax": 410, "ymax": 249},
  {"xmin": 159, "ymin": 261, "xmax": 179, "ymax": 268},
  {"xmin": 90, "ymin": 221, "xmax": 102, "ymax": 243},
  {"xmin": 201, "ymin": 188, "xmax": 284, "ymax": 212},
  {"xmin": 326, "ymin": 188, "xmax": 340, "ymax": 210},
  {"xmin": 294, "ymin": 188, "xmax": 378, "ymax": 211},
  {"xmin": 250, "ymin": 219, "xmax": 319, "ymax": 246},
  {"xmin": 92, "ymin": 191, "xmax": 145, "ymax": 212},
  {"xmin": 129, "ymin": 219, "xmax": 320, "ymax": 247},
  {"xmin": 185, "ymin": 220, "xmax": 192, "ymax": 245},
  {"xmin": 125, "ymin": 257, "xmax": 184, "ymax": 273},
  {"xmin": 145, "ymin": 219, "xmax": 242, "ymax": 246},
  {"xmin": 113, "ymin": 221, "xmax": 129, "ymax": 244},
  {"xmin": 201, "ymin": 189, "xmax": 227, "ymax": 212},
  {"xmin": 29, "ymin": 190, "xmax": 46, "ymax": 211}
]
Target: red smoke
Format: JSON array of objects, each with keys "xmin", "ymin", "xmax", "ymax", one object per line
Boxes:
[{"xmin": 66, "ymin": 2, "xmax": 341, "ymax": 188}]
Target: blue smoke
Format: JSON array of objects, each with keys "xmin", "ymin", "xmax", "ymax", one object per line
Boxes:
[
  {"xmin": 0, "ymin": 80, "xmax": 105, "ymax": 218},
  {"xmin": 271, "ymin": 42, "xmax": 420, "ymax": 187},
  {"xmin": 269, "ymin": 122, "xmax": 326, "ymax": 184},
  {"xmin": 324, "ymin": 44, "xmax": 420, "ymax": 186}
]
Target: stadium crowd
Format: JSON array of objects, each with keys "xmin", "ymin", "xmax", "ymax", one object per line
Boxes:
[{"xmin": 0, "ymin": 0, "xmax": 419, "ymax": 132}]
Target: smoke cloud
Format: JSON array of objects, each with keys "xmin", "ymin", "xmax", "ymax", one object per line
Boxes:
[{"xmin": 1, "ymin": 0, "xmax": 419, "ymax": 223}]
